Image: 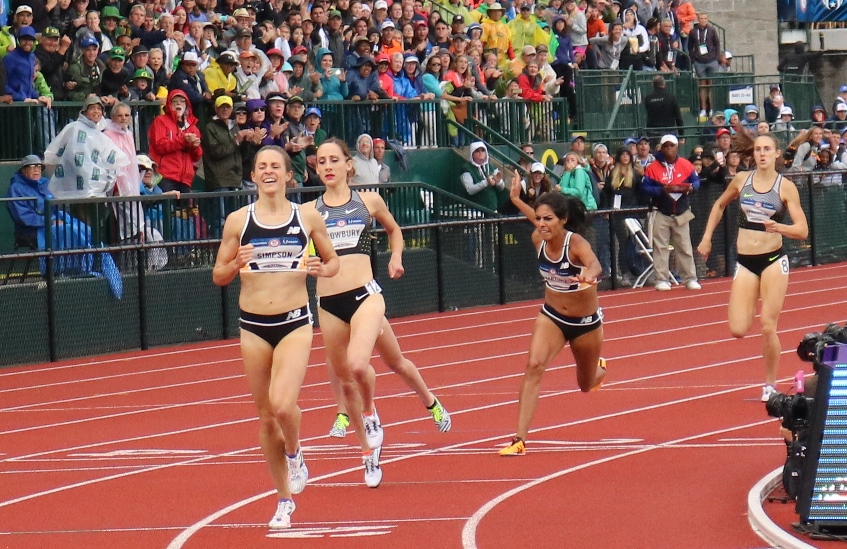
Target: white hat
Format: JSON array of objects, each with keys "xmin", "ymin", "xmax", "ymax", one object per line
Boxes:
[
  {"xmin": 592, "ymin": 142, "xmax": 607, "ymax": 153},
  {"xmin": 779, "ymin": 106, "xmax": 794, "ymax": 117},
  {"xmin": 15, "ymin": 5, "xmax": 33, "ymax": 14},
  {"xmin": 136, "ymin": 154, "xmax": 156, "ymax": 170},
  {"xmin": 837, "ymin": 103, "xmax": 847, "ymax": 112},
  {"xmin": 724, "ymin": 51, "xmax": 732, "ymax": 59},
  {"xmin": 374, "ymin": 0, "xmax": 388, "ymax": 8},
  {"xmin": 530, "ymin": 162, "xmax": 545, "ymax": 173},
  {"xmin": 181, "ymin": 51, "xmax": 200, "ymax": 64},
  {"xmin": 381, "ymin": 20, "xmax": 395, "ymax": 30},
  {"xmin": 660, "ymin": 134, "xmax": 679, "ymax": 146}
]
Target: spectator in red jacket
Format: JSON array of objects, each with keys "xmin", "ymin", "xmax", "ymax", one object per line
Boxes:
[
  {"xmin": 147, "ymin": 89, "xmax": 203, "ymax": 193},
  {"xmin": 517, "ymin": 61, "xmax": 552, "ymax": 102}
]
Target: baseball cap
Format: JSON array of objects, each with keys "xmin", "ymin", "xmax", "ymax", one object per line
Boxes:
[
  {"xmin": 239, "ymin": 49, "xmax": 257, "ymax": 59},
  {"xmin": 136, "ymin": 154, "xmax": 156, "ymax": 171},
  {"xmin": 101, "ymin": 6, "xmax": 122, "ymax": 19},
  {"xmin": 638, "ymin": 136, "xmax": 650, "ymax": 143},
  {"xmin": 180, "ymin": 51, "xmax": 199, "ymax": 64},
  {"xmin": 521, "ymin": 45, "xmax": 536, "ymax": 56},
  {"xmin": 234, "ymin": 102, "xmax": 248, "ymax": 113},
  {"xmin": 215, "ymin": 95, "xmax": 234, "ymax": 108},
  {"xmin": 839, "ymin": 84, "xmax": 847, "ymax": 93},
  {"xmin": 236, "ymin": 28, "xmax": 253, "ymax": 39},
  {"xmin": 291, "ymin": 45, "xmax": 309, "ymax": 55},
  {"xmin": 415, "ymin": 20, "xmax": 428, "ymax": 28},
  {"xmin": 381, "ymin": 20, "xmax": 395, "ymax": 31},
  {"xmin": 131, "ymin": 68, "xmax": 153, "ymax": 80},
  {"xmin": 453, "ymin": 14, "xmax": 464, "ymax": 22},
  {"xmin": 660, "ymin": 134, "xmax": 679, "ymax": 145},
  {"xmin": 14, "ymin": 5, "xmax": 33, "ymax": 14},
  {"xmin": 837, "ymin": 103, "xmax": 847, "ymax": 112},
  {"xmin": 108, "ymin": 46, "xmax": 126, "ymax": 60},
  {"xmin": 712, "ymin": 111, "xmax": 726, "ymax": 119},
  {"xmin": 724, "ymin": 51, "xmax": 732, "ymax": 59},
  {"xmin": 530, "ymin": 162, "xmax": 545, "ymax": 173},
  {"xmin": 266, "ymin": 48, "xmax": 283, "ymax": 58},
  {"xmin": 375, "ymin": 52, "xmax": 390, "ymax": 64},
  {"xmin": 80, "ymin": 35, "xmax": 99, "ymax": 49},
  {"xmin": 265, "ymin": 91, "xmax": 286, "ymax": 102},
  {"xmin": 404, "ymin": 55, "xmax": 419, "ymax": 64},
  {"xmin": 452, "ymin": 33, "xmax": 469, "ymax": 41},
  {"xmin": 305, "ymin": 107, "xmax": 322, "ymax": 118},
  {"xmin": 42, "ymin": 26, "xmax": 60, "ymax": 38},
  {"xmin": 715, "ymin": 128, "xmax": 730, "ymax": 138},
  {"xmin": 329, "ymin": 9, "xmax": 342, "ymax": 18},
  {"xmin": 569, "ymin": 134, "xmax": 585, "ymax": 143},
  {"xmin": 17, "ymin": 26, "xmax": 36, "ymax": 39},
  {"xmin": 375, "ymin": 0, "xmax": 388, "ymax": 8},
  {"xmin": 287, "ymin": 95, "xmax": 304, "ymax": 104},
  {"xmin": 131, "ymin": 45, "xmax": 149, "ymax": 56},
  {"xmin": 520, "ymin": 3, "xmax": 531, "ymax": 9},
  {"xmin": 232, "ymin": 7, "xmax": 250, "ymax": 17},
  {"xmin": 217, "ymin": 50, "xmax": 238, "ymax": 64},
  {"xmin": 623, "ymin": 137, "xmax": 638, "ymax": 146},
  {"xmin": 592, "ymin": 142, "xmax": 608, "ymax": 153}
]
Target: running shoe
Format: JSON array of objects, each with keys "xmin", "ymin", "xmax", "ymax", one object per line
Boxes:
[
  {"xmin": 286, "ymin": 448, "xmax": 308, "ymax": 495},
  {"xmin": 499, "ymin": 437, "xmax": 526, "ymax": 456},
  {"xmin": 329, "ymin": 413, "xmax": 349, "ymax": 438},
  {"xmin": 268, "ymin": 499, "xmax": 296, "ymax": 529},
  {"xmin": 363, "ymin": 446, "xmax": 383, "ymax": 488},
  {"xmin": 761, "ymin": 384, "xmax": 778, "ymax": 402},
  {"xmin": 591, "ymin": 357, "xmax": 607, "ymax": 392},
  {"xmin": 363, "ymin": 409, "xmax": 384, "ymax": 449},
  {"xmin": 429, "ymin": 398, "xmax": 452, "ymax": 433}
]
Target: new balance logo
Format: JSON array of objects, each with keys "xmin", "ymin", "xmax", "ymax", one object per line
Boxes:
[
  {"xmin": 287, "ymin": 226, "xmax": 301, "ymax": 235},
  {"xmin": 580, "ymin": 316, "xmax": 594, "ymax": 324},
  {"xmin": 286, "ymin": 309, "xmax": 303, "ymax": 320}
]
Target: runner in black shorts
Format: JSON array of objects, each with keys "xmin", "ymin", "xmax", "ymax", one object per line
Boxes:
[
  {"xmin": 499, "ymin": 170, "xmax": 607, "ymax": 457},
  {"xmin": 698, "ymin": 134, "xmax": 808, "ymax": 402},
  {"xmin": 213, "ymin": 146, "xmax": 339, "ymax": 529}
]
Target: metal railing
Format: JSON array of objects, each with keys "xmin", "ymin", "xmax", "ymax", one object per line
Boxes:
[{"xmin": 5, "ymin": 169, "xmax": 845, "ymax": 366}]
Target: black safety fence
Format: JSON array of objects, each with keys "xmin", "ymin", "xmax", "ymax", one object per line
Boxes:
[{"xmin": 2, "ymin": 172, "xmax": 845, "ymax": 367}]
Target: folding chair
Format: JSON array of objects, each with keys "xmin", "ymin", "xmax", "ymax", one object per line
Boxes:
[{"xmin": 624, "ymin": 218, "xmax": 654, "ymax": 288}]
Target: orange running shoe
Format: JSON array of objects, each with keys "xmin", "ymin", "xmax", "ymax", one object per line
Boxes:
[{"xmin": 499, "ymin": 437, "xmax": 526, "ymax": 456}]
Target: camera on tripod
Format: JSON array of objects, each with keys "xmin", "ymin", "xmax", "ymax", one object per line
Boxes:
[
  {"xmin": 796, "ymin": 323, "xmax": 847, "ymax": 372},
  {"xmin": 766, "ymin": 390, "xmax": 811, "ymax": 432}
]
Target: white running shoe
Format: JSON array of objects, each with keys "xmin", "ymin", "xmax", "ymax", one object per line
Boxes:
[
  {"xmin": 286, "ymin": 448, "xmax": 308, "ymax": 495},
  {"xmin": 363, "ymin": 409, "xmax": 384, "ymax": 449},
  {"xmin": 685, "ymin": 280, "xmax": 702, "ymax": 290},
  {"xmin": 363, "ymin": 446, "xmax": 383, "ymax": 488},
  {"xmin": 268, "ymin": 499, "xmax": 296, "ymax": 530},
  {"xmin": 656, "ymin": 281, "xmax": 672, "ymax": 291},
  {"xmin": 761, "ymin": 384, "xmax": 778, "ymax": 402},
  {"xmin": 699, "ymin": 109, "xmax": 707, "ymax": 119},
  {"xmin": 328, "ymin": 413, "xmax": 349, "ymax": 438},
  {"xmin": 429, "ymin": 398, "xmax": 452, "ymax": 433}
]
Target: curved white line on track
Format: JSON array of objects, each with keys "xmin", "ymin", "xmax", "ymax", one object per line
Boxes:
[
  {"xmin": 460, "ymin": 418, "xmax": 774, "ymax": 549},
  {"xmin": 166, "ymin": 382, "xmax": 779, "ymax": 549}
]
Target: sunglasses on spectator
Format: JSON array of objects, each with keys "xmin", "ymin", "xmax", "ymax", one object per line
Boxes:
[{"xmin": 250, "ymin": 107, "xmax": 266, "ymax": 112}]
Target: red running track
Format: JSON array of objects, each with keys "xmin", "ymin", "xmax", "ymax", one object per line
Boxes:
[{"xmin": 2, "ymin": 263, "xmax": 846, "ymax": 549}]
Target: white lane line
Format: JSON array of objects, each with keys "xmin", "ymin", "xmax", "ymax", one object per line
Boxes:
[{"xmin": 1, "ymin": 305, "xmax": 841, "ymax": 439}]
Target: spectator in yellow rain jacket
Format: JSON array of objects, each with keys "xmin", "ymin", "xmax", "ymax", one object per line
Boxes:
[{"xmin": 481, "ymin": 3, "xmax": 512, "ymax": 69}]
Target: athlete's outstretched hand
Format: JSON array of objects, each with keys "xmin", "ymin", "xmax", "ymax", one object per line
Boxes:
[{"xmin": 696, "ymin": 240, "xmax": 711, "ymax": 261}]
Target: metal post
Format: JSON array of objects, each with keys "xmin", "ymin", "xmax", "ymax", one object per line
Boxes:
[
  {"xmin": 807, "ymin": 173, "xmax": 817, "ymax": 266},
  {"xmin": 497, "ymin": 221, "xmax": 506, "ymax": 305},
  {"xmin": 608, "ymin": 211, "xmax": 617, "ymax": 290},
  {"xmin": 435, "ymin": 224, "xmax": 445, "ymax": 312},
  {"xmin": 137, "ymin": 245, "xmax": 148, "ymax": 350}
]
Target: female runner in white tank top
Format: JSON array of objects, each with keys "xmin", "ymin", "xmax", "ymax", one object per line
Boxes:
[
  {"xmin": 697, "ymin": 134, "xmax": 808, "ymax": 402},
  {"xmin": 213, "ymin": 146, "xmax": 339, "ymax": 530}
]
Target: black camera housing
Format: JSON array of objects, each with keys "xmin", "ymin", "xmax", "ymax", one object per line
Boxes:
[{"xmin": 766, "ymin": 391, "xmax": 812, "ymax": 432}]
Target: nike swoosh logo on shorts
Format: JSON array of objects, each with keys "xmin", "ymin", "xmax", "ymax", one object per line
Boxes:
[
  {"xmin": 769, "ymin": 255, "xmax": 779, "ymax": 261},
  {"xmin": 355, "ymin": 292, "xmax": 368, "ymax": 301}
]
